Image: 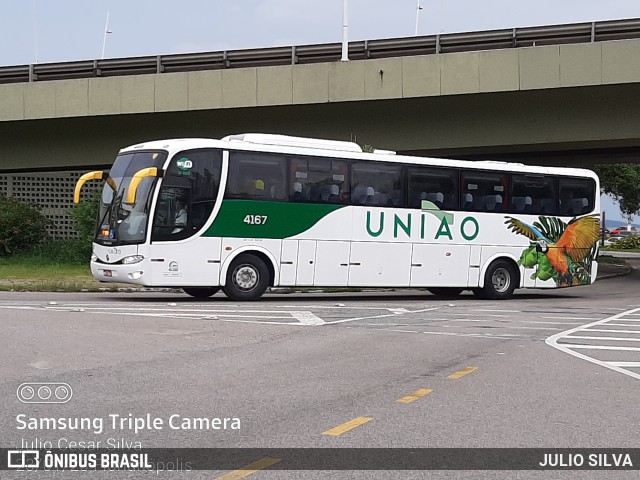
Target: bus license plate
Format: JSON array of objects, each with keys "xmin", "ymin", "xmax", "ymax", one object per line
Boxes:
[{"xmin": 103, "ymin": 270, "xmax": 112, "ymax": 277}]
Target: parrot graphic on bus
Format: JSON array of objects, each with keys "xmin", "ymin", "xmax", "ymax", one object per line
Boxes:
[{"xmin": 504, "ymin": 215, "xmax": 600, "ymax": 286}]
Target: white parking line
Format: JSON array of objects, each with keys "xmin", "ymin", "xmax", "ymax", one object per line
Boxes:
[
  {"xmin": 384, "ymin": 329, "xmax": 521, "ymax": 340},
  {"xmin": 585, "ymin": 329, "xmax": 640, "ymax": 334},
  {"xmin": 475, "ymin": 309, "xmax": 522, "ymax": 313},
  {"xmin": 591, "ymin": 317, "xmax": 640, "ymax": 322},
  {"xmin": 0, "ymin": 304, "xmax": 321, "ymax": 325},
  {"xmin": 46, "ymin": 306, "xmax": 307, "ymax": 314},
  {"xmin": 562, "ymin": 335, "xmax": 640, "ymax": 342},
  {"xmin": 417, "ymin": 330, "xmax": 523, "ymax": 339},
  {"xmin": 559, "ymin": 344, "xmax": 640, "ymax": 352},
  {"xmin": 388, "ymin": 308, "xmax": 410, "ymax": 314},
  {"xmin": 546, "ymin": 307, "xmax": 640, "ymax": 380},
  {"xmin": 289, "ymin": 311, "xmax": 326, "ymax": 326},
  {"xmin": 360, "ymin": 322, "xmax": 563, "ymax": 331},
  {"xmin": 542, "ymin": 316, "xmax": 602, "ymax": 321},
  {"xmin": 323, "ymin": 307, "xmax": 442, "ymax": 325},
  {"xmin": 441, "ymin": 318, "xmax": 585, "ymax": 326}
]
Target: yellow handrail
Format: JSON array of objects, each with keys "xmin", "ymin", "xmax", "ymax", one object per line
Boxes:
[
  {"xmin": 126, "ymin": 167, "xmax": 158, "ymax": 204},
  {"xmin": 73, "ymin": 171, "xmax": 104, "ymax": 204}
]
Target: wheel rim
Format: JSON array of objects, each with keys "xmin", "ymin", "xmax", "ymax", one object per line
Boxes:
[
  {"xmin": 491, "ymin": 267, "xmax": 511, "ymax": 293},
  {"xmin": 232, "ymin": 264, "xmax": 259, "ymax": 292}
]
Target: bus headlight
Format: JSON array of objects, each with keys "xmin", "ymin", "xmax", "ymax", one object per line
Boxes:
[
  {"xmin": 91, "ymin": 254, "xmax": 98, "ymax": 262},
  {"xmin": 122, "ymin": 255, "xmax": 144, "ymax": 265}
]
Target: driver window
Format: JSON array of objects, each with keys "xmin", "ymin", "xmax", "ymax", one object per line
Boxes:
[
  {"xmin": 151, "ymin": 148, "xmax": 222, "ymax": 242},
  {"xmin": 152, "ymin": 187, "xmax": 191, "ymax": 240}
]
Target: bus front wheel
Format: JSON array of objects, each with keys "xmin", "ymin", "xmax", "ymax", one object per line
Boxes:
[
  {"xmin": 478, "ymin": 260, "xmax": 517, "ymax": 300},
  {"xmin": 223, "ymin": 254, "xmax": 270, "ymax": 301},
  {"xmin": 182, "ymin": 287, "xmax": 220, "ymax": 298}
]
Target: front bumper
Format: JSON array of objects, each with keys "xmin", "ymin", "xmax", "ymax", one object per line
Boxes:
[{"xmin": 90, "ymin": 259, "xmax": 149, "ymax": 285}]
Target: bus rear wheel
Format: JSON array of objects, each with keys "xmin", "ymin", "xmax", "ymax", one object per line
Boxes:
[
  {"xmin": 478, "ymin": 260, "xmax": 518, "ymax": 300},
  {"xmin": 223, "ymin": 254, "xmax": 270, "ymax": 301},
  {"xmin": 427, "ymin": 287, "xmax": 464, "ymax": 298},
  {"xmin": 182, "ymin": 287, "xmax": 220, "ymax": 298}
]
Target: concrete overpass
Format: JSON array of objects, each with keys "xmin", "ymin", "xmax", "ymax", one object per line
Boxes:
[{"xmin": 1, "ymin": 19, "xmax": 640, "ymax": 236}]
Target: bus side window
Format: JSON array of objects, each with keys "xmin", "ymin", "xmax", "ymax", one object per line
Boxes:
[
  {"xmin": 558, "ymin": 177, "xmax": 595, "ymax": 216},
  {"xmin": 291, "ymin": 156, "xmax": 349, "ymax": 205},
  {"xmin": 462, "ymin": 171, "xmax": 507, "ymax": 213},
  {"xmin": 407, "ymin": 166, "xmax": 458, "ymax": 210},
  {"xmin": 351, "ymin": 162, "xmax": 404, "ymax": 207},
  {"xmin": 511, "ymin": 174, "xmax": 557, "ymax": 216},
  {"xmin": 227, "ymin": 152, "xmax": 287, "ymax": 201}
]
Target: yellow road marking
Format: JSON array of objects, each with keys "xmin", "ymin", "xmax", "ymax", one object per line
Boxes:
[
  {"xmin": 448, "ymin": 366, "xmax": 478, "ymax": 379},
  {"xmin": 216, "ymin": 457, "xmax": 282, "ymax": 480},
  {"xmin": 397, "ymin": 388, "xmax": 433, "ymax": 404},
  {"xmin": 322, "ymin": 416, "xmax": 373, "ymax": 436}
]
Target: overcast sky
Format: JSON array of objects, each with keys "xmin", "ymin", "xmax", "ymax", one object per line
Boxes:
[
  {"xmin": 1, "ymin": 0, "xmax": 638, "ymax": 222},
  {"xmin": 4, "ymin": 0, "xmax": 640, "ymax": 66}
]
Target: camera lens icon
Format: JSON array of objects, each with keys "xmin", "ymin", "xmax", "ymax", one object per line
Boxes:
[
  {"xmin": 55, "ymin": 385, "xmax": 70, "ymax": 400},
  {"xmin": 17, "ymin": 383, "xmax": 72, "ymax": 404},
  {"xmin": 19, "ymin": 385, "xmax": 35, "ymax": 401}
]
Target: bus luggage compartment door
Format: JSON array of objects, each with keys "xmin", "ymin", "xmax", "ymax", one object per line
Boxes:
[
  {"xmin": 280, "ymin": 240, "xmax": 298, "ymax": 286},
  {"xmin": 410, "ymin": 244, "xmax": 471, "ymax": 287},
  {"xmin": 314, "ymin": 241, "xmax": 350, "ymax": 286},
  {"xmin": 296, "ymin": 240, "xmax": 316, "ymax": 286},
  {"xmin": 348, "ymin": 242, "xmax": 412, "ymax": 287}
]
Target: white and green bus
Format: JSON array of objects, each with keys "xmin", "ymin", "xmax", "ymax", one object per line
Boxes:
[{"xmin": 74, "ymin": 134, "xmax": 601, "ymax": 301}]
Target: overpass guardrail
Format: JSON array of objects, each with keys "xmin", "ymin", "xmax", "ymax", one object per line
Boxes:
[{"xmin": 1, "ymin": 18, "xmax": 640, "ymax": 84}]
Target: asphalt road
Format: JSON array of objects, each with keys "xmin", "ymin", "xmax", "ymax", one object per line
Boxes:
[{"xmin": 2, "ymin": 265, "xmax": 640, "ymax": 479}]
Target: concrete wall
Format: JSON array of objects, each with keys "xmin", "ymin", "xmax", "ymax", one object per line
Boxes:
[
  {"xmin": 2, "ymin": 39, "xmax": 640, "ymax": 123},
  {"xmin": 0, "ymin": 39, "xmax": 640, "ymax": 172}
]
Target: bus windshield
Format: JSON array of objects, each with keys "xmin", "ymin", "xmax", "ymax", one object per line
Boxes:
[{"xmin": 96, "ymin": 151, "xmax": 167, "ymax": 245}]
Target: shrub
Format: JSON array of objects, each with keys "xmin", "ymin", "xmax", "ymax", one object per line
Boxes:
[
  {"xmin": 65, "ymin": 191, "xmax": 100, "ymax": 261},
  {"xmin": 68, "ymin": 190, "xmax": 100, "ymax": 244},
  {"xmin": 21, "ymin": 239, "xmax": 92, "ymax": 265},
  {"xmin": 607, "ymin": 235, "xmax": 640, "ymax": 250},
  {"xmin": 0, "ymin": 195, "xmax": 50, "ymax": 256}
]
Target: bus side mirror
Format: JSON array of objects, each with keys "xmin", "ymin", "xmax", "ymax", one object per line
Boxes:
[
  {"xmin": 126, "ymin": 167, "xmax": 159, "ymax": 205},
  {"xmin": 74, "ymin": 171, "xmax": 105, "ymax": 204}
]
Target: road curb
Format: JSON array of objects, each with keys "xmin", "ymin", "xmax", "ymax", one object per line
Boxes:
[{"xmin": 596, "ymin": 263, "xmax": 632, "ymax": 280}]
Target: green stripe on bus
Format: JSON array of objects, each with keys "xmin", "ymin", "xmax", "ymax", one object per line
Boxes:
[{"xmin": 203, "ymin": 200, "xmax": 344, "ymax": 239}]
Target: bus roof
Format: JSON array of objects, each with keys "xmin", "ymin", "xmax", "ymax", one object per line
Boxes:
[{"xmin": 120, "ymin": 135, "xmax": 598, "ymax": 180}]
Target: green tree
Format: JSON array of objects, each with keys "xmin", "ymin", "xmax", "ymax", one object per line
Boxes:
[{"xmin": 592, "ymin": 164, "xmax": 640, "ymax": 221}]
